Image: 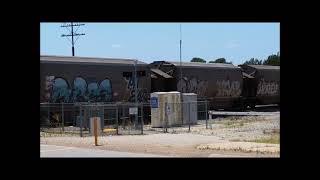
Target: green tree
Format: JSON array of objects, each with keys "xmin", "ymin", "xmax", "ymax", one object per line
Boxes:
[
  {"xmin": 243, "ymin": 58, "xmax": 262, "ymax": 65},
  {"xmin": 263, "ymin": 53, "xmax": 280, "ymax": 66},
  {"xmin": 209, "ymin": 58, "xmax": 232, "ymax": 64},
  {"xmin": 191, "ymin": 57, "xmax": 206, "ymax": 63}
]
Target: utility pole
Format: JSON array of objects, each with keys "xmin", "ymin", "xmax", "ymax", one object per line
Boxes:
[
  {"xmin": 179, "ymin": 24, "xmax": 182, "ymax": 90},
  {"xmin": 61, "ymin": 22, "xmax": 85, "ymax": 56},
  {"xmin": 179, "ymin": 23, "xmax": 184, "ymax": 125}
]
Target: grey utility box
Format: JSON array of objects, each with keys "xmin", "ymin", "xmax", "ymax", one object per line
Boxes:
[
  {"xmin": 150, "ymin": 91, "xmax": 182, "ymax": 128},
  {"xmin": 182, "ymin": 93, "xmax": 198, "ymax": 125}
]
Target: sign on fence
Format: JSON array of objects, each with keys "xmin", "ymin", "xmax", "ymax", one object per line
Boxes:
[
  {"xmin": 150, "ymin": 97, "xmax": 158, "ymax": 108},
  {"xmin": 129, "ymin": 107, "xmax": 138, "ymax": 115}
]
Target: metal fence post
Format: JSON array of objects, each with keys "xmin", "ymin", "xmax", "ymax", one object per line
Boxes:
[
  {"xmin": 141, "ymin": 103, "xmax": 144, "ymax": 135},
  {"xmin": 122, "ymin": 104, "xmax": 125, "ymax": 130},
  {"xmin": 205, "ymin": 100, "xmax": 208, "ymax": 129},
  {"xmin": 61, "ymin": 103, "xmax": 65, "ymax": 132},
  {"xmin": 188, "ymin": 102, "xmax": 191, "ymax": 132},
  {"xmin": 94, "ymin": 117, "xmax": 98, "ymax": 146},
  {"xmin": 116, "ymin": 105, "xmax": 119, "ymax": 135},
  {"xmin": 89, "ymin": 105, "xmax": 92, "ymax": 132},
  {"xmin": 163, "ymin": 103, "xmax": 165, "ymax": 133},
  {"xmin": 164, "ymin": 102, "xmax": 167, "ymax": 133},
  {"xmin": 101, "ymin": 105, "xmax": 104, "ymax": 133},
  {"xmin": 47, "ymin": 103, "xmax": 50, "ymax": 126},
  {"xmin": 80, "ymin": 106, "xmax": 83, "ymax": 137}
]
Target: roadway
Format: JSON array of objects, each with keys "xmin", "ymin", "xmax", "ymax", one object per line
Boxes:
[{"xmin": 40, "ymin": 144, "xmax": 170, "ymax": 158}]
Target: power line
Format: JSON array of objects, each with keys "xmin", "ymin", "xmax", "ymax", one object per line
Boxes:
[{"xmin": 61, "ymin": 22, "xmax": 85, "ymax": 56}]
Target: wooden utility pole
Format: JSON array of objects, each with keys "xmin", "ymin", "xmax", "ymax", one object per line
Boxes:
[{"xmin": 61, "ymin": 22, "xmax": 85, "ymax": 56}]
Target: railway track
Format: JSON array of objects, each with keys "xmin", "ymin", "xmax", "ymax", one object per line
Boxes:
[
  {"xmin": 250, "ymin": 104, "xmax": 279, "ymax": 112},
  {"xmin": 208, "ymin": 104, "xmax": 279, "ymax": 117}
]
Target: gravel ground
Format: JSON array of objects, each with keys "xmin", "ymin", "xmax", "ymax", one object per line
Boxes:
[
  {"xmin": 197, "ymin": 142, "xmax": 279, "ymax": 154},
  {"xmin": 41, "ymin": 112, "xmax": 280, "ymax": 157},
  {"xmin": 143, "ymin": 112, "xmax": 280, "ymax": 142}
]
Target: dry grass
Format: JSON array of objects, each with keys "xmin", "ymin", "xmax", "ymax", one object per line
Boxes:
[{"xmin": 197, "ymin": 142, "xmax": 280, "ymax": 154}]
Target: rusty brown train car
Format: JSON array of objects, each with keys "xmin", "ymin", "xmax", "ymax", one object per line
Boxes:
[
  {"xmin": 40, "ymin": 55, "xmax": 151, "ymax": 103},
  {"xmin": 239, "ymin": 64, "xmax": 280, "ymax": 106},
  {"xmin": 149, "ymin": 61, "xmax": 244, "ymax": 110}
]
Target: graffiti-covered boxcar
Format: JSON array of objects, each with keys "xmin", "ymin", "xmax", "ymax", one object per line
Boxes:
[
  {"xmin": 40, "ymin": 55, "xmax": 151, "ymax": 103},
  {"xmin": 239, "ymin": 65, "xmax": 280, "ymax": 106},
  {"xmin": 149, "ymin": 61, "xmax": 244, "ymax": 110}
]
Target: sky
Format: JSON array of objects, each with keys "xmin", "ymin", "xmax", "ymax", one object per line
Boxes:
[{"xmin": 40, "ymin": 23, "xmax": 280, "ymax": 65}]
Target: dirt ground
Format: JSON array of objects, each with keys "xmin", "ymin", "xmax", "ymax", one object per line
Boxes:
[{"xmin": 40, "ymin": 112, "xmax": 280, "ymax": 157}]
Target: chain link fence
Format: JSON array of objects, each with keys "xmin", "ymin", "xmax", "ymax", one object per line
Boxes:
[
  {"xmin": 40, "ymin": 102, "xmax": 147, "ymax": 139},
  {"xmin": 40, "ymin": 103, "xmax": 80, "ymax": 136},
  {"xmin": 141, "ymin": 100, "xmax": 210, "ymax": 134},
  {"xmin": 40, "ymin": 100, "xmax": 213, "ymax": 141}
]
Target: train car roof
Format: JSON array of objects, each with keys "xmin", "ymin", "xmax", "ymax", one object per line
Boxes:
[
  {"xmin": 151, "ymin": 61, "xmax": 240, "ymax": 69},
  {"xmin": 40, "ymin": 55, "xmax": 147, "ymax": 65},
  {"xmin": 239, "ymin": 64, "xmax": 280, "ymax": 70}
]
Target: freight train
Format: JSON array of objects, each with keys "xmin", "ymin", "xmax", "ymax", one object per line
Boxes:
[{"xmin": 40, "ymin": 55, "xmax": 280, "ymax": 110}]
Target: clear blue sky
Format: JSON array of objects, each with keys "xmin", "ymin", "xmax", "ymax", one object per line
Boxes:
[{"xmin": 40, "ymin": 23, "xmax": 279, "ymax": 65}]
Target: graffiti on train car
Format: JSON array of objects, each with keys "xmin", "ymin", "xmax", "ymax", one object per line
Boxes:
[
  {"xmin": 216, "ymin": 80, "xmax": 241, "ymax": 97},
  {"xmin": 124, "ymin": 76, "xmax": 149, "ymax": 102},
  {"xmin": 257, "ymin": 79, "xmax": 279, "ymax": 96},
  {"xmin": 44, "ymin": 76, "xmax": 113, "ymax": 103},
  {"xmin": 177, "ymin": 77, "xmax": 209, "ymax": 96}
]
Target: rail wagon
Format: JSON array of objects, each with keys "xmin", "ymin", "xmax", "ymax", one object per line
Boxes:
[
  {"xmin": 40, "ymin": 55, "xmax": 151, "ymax": 126},
  {"xmin": 149, "ymin": 61, "xmax": 244, "ymax": 110},
  {"xmin": 40, "ymin": 55, "xmax": 151, "ymax": 103},
  {"xmin": 239, "ymin": 64, "xmax": 280, "ymax": 106}
]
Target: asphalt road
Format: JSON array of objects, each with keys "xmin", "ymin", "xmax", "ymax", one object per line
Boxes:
[
  {"xmin": 40, "ymin": 144, "xmax": 170, "ymax": 158},
  {"xmin": 41, "ymin": 144, "xmax": 261, "ymax": 158}
]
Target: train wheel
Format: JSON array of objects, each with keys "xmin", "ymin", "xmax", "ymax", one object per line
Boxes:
[
  {"xmin": 238, "ymin": 103, "xmax": 246, "ymax": 111},
  {"xmin": 250, "ymin": 103, "xmax": 256, "ymax": 109}
]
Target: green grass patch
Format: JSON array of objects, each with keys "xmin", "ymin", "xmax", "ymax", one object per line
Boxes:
[
  {"xmin": 230, "ymin": 133, "xmax": 280, "ymax": 144},
  {"xmin": 222, "ymin": 121, "xmax": 245, "ymax": 128},
  {"xmin": 249, "ymin": 134, "xmax": 280, "ymax": 144}
]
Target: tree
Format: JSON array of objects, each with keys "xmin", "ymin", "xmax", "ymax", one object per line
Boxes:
[
  {"xmin": 263, "ymin": 53, "xmax": 280, "ymax": 66},
  {"xmin": 214, "ymin": 58, "xmax": 226, "ymax": 63},
  {"xmin": 209, "ymin": 58, "xmax": 232, "ymax": 64},
  {"xmin": 191, "ymin": 57, "xmax": 206, "ymax": 63},
  {"xmin": 243, "ymin": 58, "xmax": 263, "ymax": 65},
  {"xmin": 242, "ymin": 52, "xmax": 280, "ymax": 66}
]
